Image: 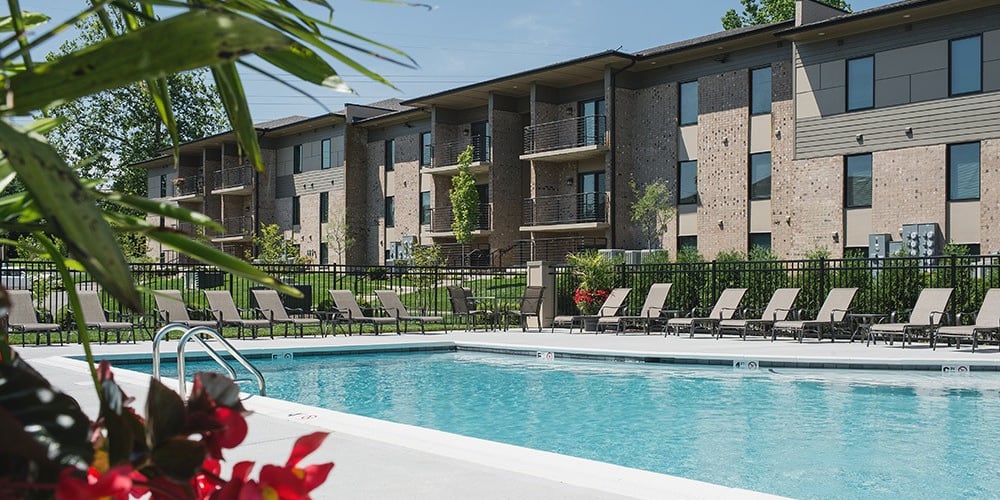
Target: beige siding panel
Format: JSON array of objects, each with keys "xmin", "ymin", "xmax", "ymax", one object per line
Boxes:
[
  {"xmin": 678, "ymin": 125, "xmax": 698, "ymax": 161},
  {"xmin": 819, "ymin": 60, "xmax": 845, "ymax": 90},
  {"xmin": 385, "ymin": 170, "xmax": 395, "ymax": 197},
  {"xmin": 749, "ymin": 199, "xmax": 771, "ymax": 233},
  {"xmin": 875, "ymin": 41, "xmax": 947, "ymax": 80},
  {"xmin": 948, "ymin": 201, "xmax": 981, "ymax": 243},
  {"xmin": 985, "ymin": 61, "xmax": 1000, "ymax": 93},
  {"xmin": 910, "ymin": 69, "xmax": 949, "ymax": 102},
  {"xmin": 875, "ymin": 76, "xmax": 911, "ymax": 108},
  {"xmin": 749, "ymin": 114, "xmax": 772, "ymax": 154},
  {"xmin": 795, "ymin": 63, "xmax": 821, "ymax": 95},
  {"xmin": 385, "ymin": 227, "xmax": 398, "ymax": 244},
  {"xmin": 796, "ymin": 88, "xmax": 821, "ymax": 119},
  {"xmin": 845, "ymin": 208, "xmax": 873, "ymax": 247},
  {"xmin": 678, "ymin": 205, "xmax": 697, "ymax": 236}
]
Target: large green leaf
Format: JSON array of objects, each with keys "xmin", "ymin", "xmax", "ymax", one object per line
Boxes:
[
  {"xmin": 258, "ymin": 43, "xmax": 350, "ymax": 92},
  {"xmin": 211, "ymin": 62, "xmax": 264, "ymax": 171},
  {"xmin": 0, "ymin": 12, "xmax": 49, "ymax": 32},
  {"xmin": 107, "ymin": 192, "xmax": 224, "ymax": 232}
]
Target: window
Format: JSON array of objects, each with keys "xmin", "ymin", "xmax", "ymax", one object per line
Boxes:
[
  {"xmin": 677, "ymin": 236, "xmax": 697, "ymax": 251},
  {"xmin": 385, "ymin": 196, "xmax": 395, "ymax": 227},
  {"xmin": 419, "ymin": 191, "xmax": 431, "ymax": 225},
  {"xmin": 678, "ymin": 160, "xmax": 698, "ymax": 205},
  {"xmin": 749, "ymin": 233, "xmax": 772, "ymax": 252},
  {"xmin": 948, "ymin": 142, "xmax": 980, "ymax": 201},
  {"xmin": 750, "ymin": 67, "xmax": 772, "ymax": 115},
  {"xmin": 950, "ymin": 35, "xmax": 982, "ymax": 96},
  {"xmin": 321, "ymin": 139, "xmax": 331, "ymax": 169},
  {"xmin": 750, "ymin": 152, "xmax": 771, "ymax": 200},
  {"xmin": 578, "ymin": 171, "xmax": 606, "ymax": 222},
  {"xmin": 846, "ymin": 56, "xmax": 874, "ymax": 111},
  {"xmin": 292, "ymin": 196, "xmax": 300, "ymax": 225},
  {"xmin": 319, "ymin": 242, "xmax": 329, "ymax": 265},
  {"xmin": 679, "ymin": 81, "xmax": 698, "ymax": 125},
  {"xmin": 420, "ymin": 132, "xmax": 431, "ymax": 167},
  {"xmin": 159, "ymin": 175, "xmax": 167, "ymax": 198},
  {"xmin": 845, "ymin": 154, "xmax": 872, "ymax": 208},
  {"xmin": 319, "ymin": 192, "xmax": 329, "ymax": 223},
  {"xmin": 578, "ymin": 98, "xmax": 606, "ymax": 146},
  {"xmin": 385, "ymin": 140, "xmax": 395, "ymax": 172},
  {"xmin": 292, "ymin": 144, "xmax": 302, "ymax": 174}
]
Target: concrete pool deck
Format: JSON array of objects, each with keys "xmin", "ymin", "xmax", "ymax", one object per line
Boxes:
[{"xmin": 16, "ymin": 330, "xmax": 1000, "ymax": 499}]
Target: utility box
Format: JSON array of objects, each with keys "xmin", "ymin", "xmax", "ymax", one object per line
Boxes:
[
  {"xmin": 868, "ymin": 233, "xmax": 892, "ymax": 259},
  {"xmin": 901, "ymin": 222, "xmax": 942, "ymax": 263}
]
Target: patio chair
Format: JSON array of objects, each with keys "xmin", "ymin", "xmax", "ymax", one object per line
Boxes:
[
  {"xmin": 933, "ymin": 288, "xmax": 1000, "ymax": 352},
  {"xmin": 598, "ymin": 283, "xmax": 672, "ymax": 335},
  {"xmin": 5, "ymin": 289, "xmax": 63, "ymax": 346},
  {"xmin": 447, "ymin": 285, "xmax": 495, "ymax": 331},
  {"xmin": 375, "ymin": 290, "xmax": 447, "ymax": 334},
  {"xmin": 251, "ymin": 289, "xmax": 323, "ymax": 337},
  {"xmin": 204, "ymin": 290, "xmax": 273, "ymax": 340},
  {"xmin": 870, "ymin": 287, "xmax": 953, "ymax": 347},
  {"xmin": 329, "ymin": 290, "xmax": 397, "ymax": 335},
  {"xmin": 507, "ymin": 286, "xmax": 544, "ymax": 332},
  {"xmin": 665, "ymin": 288, "xmax": 747, "ymax": 338},
  {"xmin": 153, "ymin": 290, "xmax": 219, "ymax": 330},
  {"xmin": 76, "ymin": 291, "xmax": 137, "ymax": 343},
  {"xmin": 552, "ymin": 287, "xmax": 632, "ymax": 334},
  {"xmin": 717, "ymin": 288, "xmax": 800, "ymax": 340},
  {"xmin": 772, "ymin": 288, "xmax": 858, "ymax": 342}
]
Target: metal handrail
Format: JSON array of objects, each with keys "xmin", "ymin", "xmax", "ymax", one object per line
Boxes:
[
  {"xmin": 431, "ymin": 135, "xmax": 491, "ymax": 167},
  {"xmin": 151, "ymin": 323, "xmax": 266, "ymax": 397},
  {"xmin": 523, "ymin": 115, "xmax": 606, "ymax": 155},
  {"xmin": 213, "ymin": 164, "xmax": 253, "ymax": 190},
  {"xmin": 522, "ymin": 192, "xmax": 609, "ymax": 226}
]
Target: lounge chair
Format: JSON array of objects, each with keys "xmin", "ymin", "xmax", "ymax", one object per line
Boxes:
[
  {"xmin": 329, "ymin": 290, "xmax": 397, "ymax": 335},
  {"xmin": 375, "ymin": 290, "xmax": 447, "ymax": 334},
  {"xmin": 153, "ymin": 290, "xmax": 219, "ymax": 329},
  {"xmin": 933, "ymin": 288, "xmax": 1000, "ymax": 352},
  {"xmin": 870, "ymin": 287, "xmax": 953, "ymax": 347},
  {"xmin": 552, "ymin": 287, "xmax": 632, "ymax": 334},
  {"xmin": 665, "ymin": 288, "xmax": 747, "ymax": 338},
  {"xmin": 717, "ymin": 288, "xmax": 800, "ymax": 340},
  {"xmin": 598, "ymin": 283, "xmax": 672, "ymax": 335},
  {"xmin": 447, "ymin": 286, "xmax": 495, "ymax": 330},
  {"xmin": 251, "ymin": 289, "xmax": 323, "ymax": 337},
  {"xmin": 507, "ymin": 286, "xmax": 544, "ymax": 332},
  {"xmin": 204, "ymin": 290, "xmax": 273, "ymax": 340},
  {"xmin": 772, "ymin": 288, "xmax": 858, "ymax": 342},
  {"xmin": 6, "ymin": 289, "xmax": 63, "ymax": 346},
  {"xmin": 76, "ymin": 291, "xmax": 137, "ymax": 343}
]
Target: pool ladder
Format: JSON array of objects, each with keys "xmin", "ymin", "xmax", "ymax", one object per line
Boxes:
[{"xmin": 152, "ymin": 323, "xmax": 266, "ymax": 397}]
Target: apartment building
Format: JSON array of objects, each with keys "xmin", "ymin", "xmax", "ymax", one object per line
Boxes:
[{"xmin": 143, "ymin": 0, "xmax": 1000, "ymax": 264}]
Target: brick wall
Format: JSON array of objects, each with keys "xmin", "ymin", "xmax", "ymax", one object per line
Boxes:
[
  {"xmin": 344, "ymin": 126, "xmax": 372, "ymax": 265},
  {"xmin": 489, "ymin": 107, "xmax": 525, "ymax": 263},
  {"xmin": 391, "ymin": 133, "xmax": 421, "ymax": 241},
  {"xmin": 872, "ymin": 144, "xmax": 947, "ymax": 238},
  {"xmin": 982, "ymin": 139, "xmax": 1000, "ymax": 253}
]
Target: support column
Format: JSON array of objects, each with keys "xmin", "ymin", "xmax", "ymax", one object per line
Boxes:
[{"xmin": 526, "ymin": 261, "xmax": 554, "ymax": 328}]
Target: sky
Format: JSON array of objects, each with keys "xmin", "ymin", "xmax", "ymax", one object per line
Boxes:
[{"xmin": 20, "ymin": 0, "xmax": 888, "ymax": 121}]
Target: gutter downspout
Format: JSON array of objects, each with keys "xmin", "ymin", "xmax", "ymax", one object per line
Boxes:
[{"xmin": 609, "ymin": 58, "xmax": 636, "ymax": 248}]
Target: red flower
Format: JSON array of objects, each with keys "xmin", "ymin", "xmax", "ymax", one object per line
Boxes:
[
  {"xmin": 56, "ymin": 465, "xmax": 134, "ymax": 500},
  {"xmin": 573, "ymin": 288, "xmax": 609, "ymax": 314},
  {"xmin": 210, "ymin": 432, "xmax": 334, "ymax": 500}
]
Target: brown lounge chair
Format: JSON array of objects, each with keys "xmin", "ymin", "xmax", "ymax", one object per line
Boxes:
[
  {"xmin": 252, "ymin": 289, "xmax": 323, "ymax": 337},
  {"xmin": 552, "ymin": 287, "xmax": 632, "ymax": 334},
  {"xmin": 717, "ymin": 288, "xmax": 800, "ymax": 340},
  {"xmin": 666, "ymin": 288, "xmax": 747, "ymax": 338},
  {"xmin": 375, "ymin": 290, "xmax": 447, "ymax": 334},
  {"xmin": 154, "ymin": 290, "xmax": 219, "ymax": 329},
  {"xmin": 870, "ymin": 287, "xmax": 953, "ymax": 347},
  {"xmin": 507, "ymin": 286, "xmax": 544, "ymax": 332},
  {"xmin": 933, "ymin": 288, "xmax": 1000, "ymax": 351},
  {"xmin": 329, "ymin": 290, "xmax": 397, "ymax": 335},
  {"xmin": 447, "ymin": 286, "xmax": 495, "ymax": 330},
  {"xmin": 772, "ymin": 288, "xmax": 858, "ymax": 342},
  {"xmin": 204, "ymin": 290, "xmax": 273, "ymax": 340},
  {"xmin": 76, "ymin": 290, "xmax": 137, "ymax": 343},
  {"xmin": 6, "ymin": 289, "xmax": 63, "ymax": 345},
  {"xmin": 598, "ymin": 283, "xmax": 672, "ymax": 335}
]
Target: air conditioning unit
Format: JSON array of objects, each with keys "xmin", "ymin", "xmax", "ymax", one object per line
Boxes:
[
  {"xmin": 597, "ymin": 249, "xmax": 624, "ymax": 262},
  {"xmin": 624, "ymin": 250, "xmax": 643, "ymax": 265}
]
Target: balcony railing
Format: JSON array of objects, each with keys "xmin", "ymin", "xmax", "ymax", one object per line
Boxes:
[
  {"xmin": 216, "ymin": 215, "xmax": 254, "ymax": 238},
  {"xmin": 497, "ymin": 237, "xmax": 608, "ymax": 266},
  {"xmin": 214, "ymin": 165, "xmax": 253, "ymax": 190},
  {"xmin": 429, "ymin": 203, "xmax": 492, "ymax": 233},
  {"xmin": 523, "ymin": 115, "xmax": 606, "ymax": 155},
  {"xmin": 172, "ymin": 174, "xmax": 204, "ymax": 197},
  {"xmin": 522, "ymin": 192, "xmax": 609, "ymax": 226},
  {"xmin": 431, "ymin": 135, "xmax": 490, "ymax": 167}
]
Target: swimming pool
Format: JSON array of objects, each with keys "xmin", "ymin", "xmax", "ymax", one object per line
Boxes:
[{"xmin": 142, "ymin": 349, "xmax": 1000, "ymax": 499}]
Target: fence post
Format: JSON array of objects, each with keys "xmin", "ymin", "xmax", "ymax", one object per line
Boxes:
[
  {"xmin": 527, "ymin": 261, "xmax": 554, "ymax": 329},
  {"xmin": 819, "ymin": 257, "xmax": 826, "ymax": 300},
  {"xmin": 711, "ymin": 260, "xmax": 717, "ymax": 302}
]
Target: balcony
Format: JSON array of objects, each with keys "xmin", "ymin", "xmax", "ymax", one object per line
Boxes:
[
  {"xmin": 497, "ymin": 237, "xmax": 608, "ymax": 266},
  {"xmin": 170, "ymin": 174, "xmax": 204, "ymax": 200},
  {"xmin": 211, "ymin": 215, "xmax": 254, "ymax": 242},
  {"xmin": 521, "ymin": 115, "xmax": 607, "ymax": 161},
  {"xmin": 424, "ymin": 135, "xmax": 491, "ymax": 175},
  {"xmin": 521, "ymin": 192, "xmax": 609, "ymax": 232},
  {"xmin": 212, "ymin": 165, "xmax": 253, "ymax": 195},
  {"xmin": 427, "ymin": 203, "xmax": 492, "ymax": 236}
]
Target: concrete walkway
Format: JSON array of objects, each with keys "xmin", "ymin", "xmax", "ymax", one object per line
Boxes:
[{"xmin": 17, "ymin": 330, "xmax": 1000, "ymax": 499}]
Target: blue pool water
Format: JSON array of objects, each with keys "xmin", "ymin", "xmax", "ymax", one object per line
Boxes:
[{"xmin": 139, "ymin": 351, "xmax": 1000, "ymax": 499}]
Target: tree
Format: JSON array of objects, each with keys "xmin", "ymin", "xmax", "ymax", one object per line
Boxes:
[
  {"xmin": 252, "ymin": 223, "xmax": 311, "ymax": 264},
  {"xmin": 722, "ymin": 0, "xmax": 851, "ymax": 29},
  {"xmin": 325, "ymin": 219, "xmax": 355, "ymax": 264},
  {"xmin": 629, "ymin": 178, "xmax": 675, "ymax": 249},
  {"xmin": 449, "ymin": 145, "xmax": 479, "ymax": 265}
]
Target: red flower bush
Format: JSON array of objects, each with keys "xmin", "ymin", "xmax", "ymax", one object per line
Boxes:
[{"xmin": 573, "ymin": 288, "xmax": 609, "ymax": 315}]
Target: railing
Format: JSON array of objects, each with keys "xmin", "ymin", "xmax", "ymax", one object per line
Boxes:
[
  {"xmin": 431, "ymin": 135, "xmax": 490, "ymax": 167},
  {"xmin": 429, "ymin": 203, "xmax": 492, "ymax": 233},
  {"xmin": 496, "ymin": 237, "xmax": 608, "ymax": 266},
  {"xmin": 522, "ymin": 192, "xmax": 609, "ymax": 226},
  {"xmin": 153, "ymin": 324, "xmax": 266, "ymax": 396},
  {"xmin": 217, "ymin": 215, "xmax": 254, "ymax": 238},
  {"xmin": 523, "ymin": 115, "xmax": 606, "ymax": 155},
  {"xmin": 172, "ymin": 174, "xmax": 204, "ymax": 197},
  {"xmin": 214, "ymin": 165, "xmax": 253, "ymax": 190},
  {"xmin": 435, "ymin": 243, "xmax": 492, "ymax": 267}
]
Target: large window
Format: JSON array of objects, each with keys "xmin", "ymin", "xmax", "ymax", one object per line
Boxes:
[
  {"xmin": 292, "ymin": 196, "xmax": 300, "ymax": 226},
  {"xmin": 385, "ymin": 140, "xmax": 395, "ymax": 172},
  {"xmin": 846, "ymin": 56, "xmax": 874, "ymax": 111},
  {"xmin": 751, "ymin": 67, "xmax": 772, "ymax": 115},
  {"xmin": 677, "ymin": 236, "xmax": 697, "ymax": 251},
  {"xmin": 679, "ymin": 160, "xmax": 698, "ymax": 205},
  {"xmin": 319, "ymin": 192, "xmax": 329, "ymax": 223},
  {"xmin": 578, "ymin": 171, "xmax": 606, "ymax": 222},
  {"xmin": 750, "ymin": 152, "xmax": 771, "ymax": 200},
  {"xmin": 159, "ymin": 175, "xmax": 167, "ymax": 198},
  {"xmin": 950, "ymin": 35, "xmax": 982, "ymax": 96},
  {"xmin": 321, "ymin": 139, "xmax": 331, "ymax": 169},
  {"xmin": 292, "ymin": 144, "xmax": 302, "ymax": 174},
  {"xmin": 679, "ymin": 81, "xmax": 698, "ymax": 126},
  {"xmin": 578, "ymin": 98, "xmax": 606, "ymax": 146},
  {"xmin": 948, "ymin": 142, "xmax": 980, "ymax": 201},
  {"xmin": 419, "ymin": 191, "xmax": 431, "ymax": 225},
  {"xmin": 845, "ymin": 153, "xmax": 873, "ymax": 208},
  {"xmin": 384, "ymin": 196, "xmax": 395, "ymax": 227},
  {"xmin": 420, "ymin": 132, "xmax": 431, "ymax": 167},
  {"xmin": 749, "ymin": 233, "xmax": 772, "ymax": 252}
]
